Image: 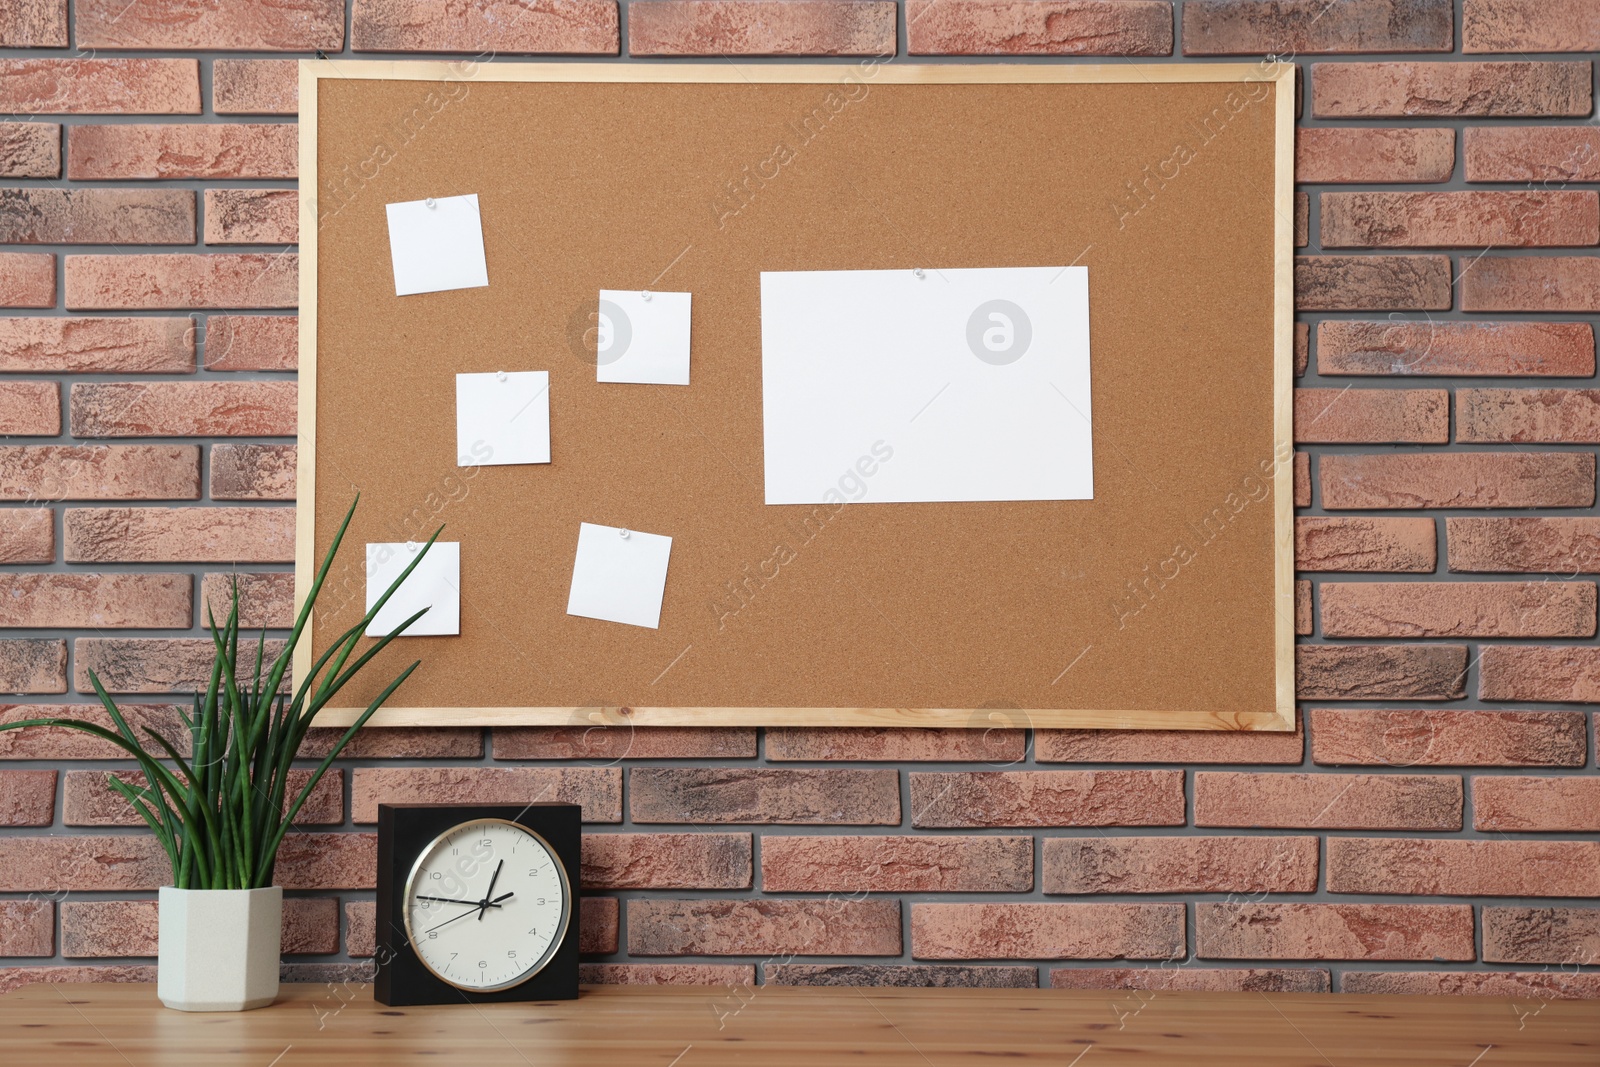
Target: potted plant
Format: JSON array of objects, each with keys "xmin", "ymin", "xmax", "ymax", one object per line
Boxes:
[{"xmin": 0, "ymin": 500, "xmax": 437, "ymax": 1012}]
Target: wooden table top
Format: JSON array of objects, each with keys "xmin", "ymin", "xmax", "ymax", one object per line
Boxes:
[{"xmin": 1, "ymin": 982, "xmax": 1595, "ymax": 1065}]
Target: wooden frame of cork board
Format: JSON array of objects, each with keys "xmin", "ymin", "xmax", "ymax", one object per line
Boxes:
[{"xmin": 297, "ymin": 59, "xmax": 1296, "ymax": 732}]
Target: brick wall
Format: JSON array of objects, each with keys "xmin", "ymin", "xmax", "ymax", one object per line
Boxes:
[{"xmin": 1, "ymin": 0, "xmax": 1597, "ymax": 998}]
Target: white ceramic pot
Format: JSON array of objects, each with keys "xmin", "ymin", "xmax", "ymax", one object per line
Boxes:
[{"xmin": 157, "ymin": 885, "xmax": 282, "ymax": 1012}]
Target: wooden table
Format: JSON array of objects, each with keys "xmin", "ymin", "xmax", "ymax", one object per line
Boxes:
[{"xmin": 1, "ymin": 982, "xmax": 1595, "ymax": 1065}]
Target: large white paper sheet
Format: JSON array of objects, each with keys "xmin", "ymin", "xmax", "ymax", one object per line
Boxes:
[
  {"xmin": 761, "ymin": 266, "xmax": 1093, "ymax": 504},
  {"xmin": 596, "ymin": 290, "xmax": 692, "ymax": 385},
  {"xmin": 455, "ymin": 371, "xmax": 550, "ymax": 467},
  {"xmin": 566, "ymin": 522, "xmax": 672, "ymax": 629},
  {"xmin": 365, "ymin": 541, "xmax": 461, "ymax": 637},
  {"xmin": 385, "ymin": 194, "xmax": 489, "ymax": 296}
]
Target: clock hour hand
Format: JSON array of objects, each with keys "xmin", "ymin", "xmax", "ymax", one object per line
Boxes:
[{"xmin": 477, "ymin": 860, "xmax": 504, "ymax": 921}]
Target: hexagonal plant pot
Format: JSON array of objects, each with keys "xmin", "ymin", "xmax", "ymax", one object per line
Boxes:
[{"xmin": 158, "ymin": 886, "xmax": 282, "ymax": 1011}]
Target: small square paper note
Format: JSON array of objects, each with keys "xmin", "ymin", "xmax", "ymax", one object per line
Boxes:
[
  {"xmin": 566, "ymin": 523, "xmax": 673, "ymax": 629},
  {"xmin": 385, "ymin": 194, "xmax": 489, "ymax": 296},
  {"xmin": 365, "ymin": 541, "xmax": 461, "ymax": 637},
  {"xmin": 456, "ymin": 371, "xmax": 550, "ymax": 467},
  {"xmin": 597, "ymin": 290, "xmax": 692, "ymax": 385}
]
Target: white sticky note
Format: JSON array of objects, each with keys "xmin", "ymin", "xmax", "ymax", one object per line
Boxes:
[
  {"xmin": 455, "ymin": 371, "xmax": 550, "ymax": 467},
  {"xmin": 365, "ymin": 541, "xmax": 461, "ymax": 637},
  {"xmin": 596, "ymin": 290, "xmax": 692, "ymax": 385},
  {"xmin": 566, "ymin": 523, "xmax": 673, "ymax": 629},
  {"xmin": 384, "ymin": 194, "xmax": 489, "ymax": 296},
  {"xmin": 760, "ymin": 266, "xmax": 1093, "ymax": 504}
]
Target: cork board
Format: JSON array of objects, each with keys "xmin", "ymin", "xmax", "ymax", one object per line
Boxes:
[{"xmin": 298, "ymin": 61, "xmax": 1296, "ymax": 731}]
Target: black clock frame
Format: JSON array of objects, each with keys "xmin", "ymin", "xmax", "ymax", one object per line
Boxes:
[{"xmin": 376, "ymin": 802, "xmax": 582, "ymax": 1005}]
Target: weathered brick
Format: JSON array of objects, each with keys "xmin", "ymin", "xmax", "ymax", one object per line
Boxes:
[
  {"xmin": 70, "ymin": 381, "xmax": 295, "ymax": 438},
  {"xmin": 64, "ymin": 768, "xmax": 342, "ymax": 827},
  {"xmin": 1322, "ymin": 581, "xmax": 1596, "ymax": 639},
  {"xmin": 1480, "ymin": 645, "xmax": 1600, "ymax": 703},
  {"xmin": 0, "ymin": 59, "xmax": 201, "ymax": 115},
  {"xmin": 1459, "ymin": 388, "xmax": 1600, "ymax": 444},
  {"xmin": 1294, "ymin": 387, "xmax": 1447, "ymax": 443},
  {"xmin": 0, "ymin": 573, "xmax": 190, "ymax": 629},
  {"xmin": 1296, "ymin": 517, "xmax": 1435, "ymax": 573},
  {"xmin": 769, "ymin": 964, "xmax": 1036, "ymax": 988},
  {"xmin": 0, "ymin": 704, "xmax": 190, "ymax": 759},
  {"xmin": 1195, "ymin": 771, "xmax": 1460, "ymax": 830},
  {"xmin": 1448, "ymin": 517, "xmax": 1600, "ymax": 574},
  {"xmin": 0, "ymin": 965, "xmax": 157, "ymax": 994},
  {"xmin": 1197, "ymin": 903, "xmax": 1474, "ymax": 961},
  {"xmin": 906, "ymin": 0, "xmax": 1172, "ymax": 55},
  {"xmin": 1322, "ymin": 191, "xmax": 1599, "ymax": 249},
  {"xmin": 0, "ymin": 445, "xmax": 199, "ymax": 502},
  {"xmin": 632, "ymin": 0, "xmax": 895, "ymax": 55},
  {"xmin": 1320, "ymin": 453, "xmax": 1595, "ymax": 510},
  {"xmin": 209, "ymin": 443, "xmax": 297, "ymax": 502},
  {"xmin": 1313, "ymin": 61, "xmax": 1592, "ymax": 118},
  {"xmin": 69, "ymin": 124, "xmax": 295, "ymax": 181},
  {"xmin": 1294, "ymin": 192, "xmax": 1308, "ymax": 248},
  {"xmin": 910, "ymin": 770, "xmax": 1185, "ymax": 828},
  {"xmin": 1475, "ymin": 776, "xmax": 1600, "ymax": 833},
  {"xmin": 213, "ymin": 60, "xmax": 299, "ymax": 115},
  {"xmin": 1294, "ymin": 320, "xmax": 1309, "ymax": 374},
  {"xmin": 351, "ymin": 0, "xmax": 620, "ymax": 53},
  {"xmin": 0, "ymin": 639, "xmax": 65, "ymax": 693},
  {"xmin": 583, "ymin": 832, "xmax": 751, "ymax": 889},
  {"xmin": 204, "ymin": 189, "xmax": 297, "ymax": 246},
  {"xmin": 1343, "ymin": 970, "xmax": 1600, "ymax": 998},
  {"xmin": 0, "ymin": 252, "xmax": 54, "ymax": 307},
  {"xmin": 494, "ymin": 725, "xmax": 755, "ymax": 760},
  {"xmin": 75, "ymin": 0, "xmax": 344, "ymax": 50},
  {"xmin": 0, "ymin": 122, "xmax": 59, "ymax": 178},
  {"xmin": 66, "ymin": 253, "xmax": 297, "ymax": 310},
  {"xmin": 65, "ymin": 506, "xmax": 294, "ymax": 562},
  {"xmin": 765, "ymin": 726, "xmax": 1025, "ymax": 762},
  {"xmin": 1294, "ymin": 451, "xmax": 1310, "ymax": 507},
  {"xmin": 0, "ymin": 381, "xmax": 58, "ymax": 435},
  {"xmin": 202, "ymin": 314, "xmax": 296, "ymax": 371},
  {"xmin": 762, "ymin": 834, "xmax": 1032, "ymax": 892},
  {"xmin": 1296, "ymin": 644, "xmax": 1466, "ymax": 700},
  {"xmin": 1184, "ymin": 0, "xmax": 1450, "ymax": 55},
  {"xmin": 0, "ymin": 316, "xmax": 194, "ymax": 373},
  {"xmin": 0, "ymin": 900, "xmax": 52, "ymax": 956},
  {"xmin": 0, "ymin": 834, "xmax": 167, "ymax": 891},
  {"xmin": 579, "ymin": 896, "xmax": 617, "ymax": 954},
  {"xmin": 273, "ymin": 832, "xmax": 377, "ymax": 890},
  {"xmin": 0, "ymin": 188, "xmax": 194, "ymax": 245},
  {"xmin": 1295, "ymin": 255, "xmax": 1451, "ymax": 310},
  {"xmin": 1466, "ymin": 126, "xmax": 1600, "ymax": 182},
  {"xmin": 1295, "ymin": 127, "xmax": 1453, "ymax": 183},
  {"xmin": 0, "ymin": 1, "xmax": 66, "ymax": 47},
  {"xmin": 1463, "ymin": 0, "xmax": 1600, "ymax": 52},
  {"xmin": 301, "ymin": 724, "xmax": 481, "ymax": 759},
  {"xmin": 1483, "ymin": 907, "xmax": 1600, "ymax": 966},
  {"xmin": 583, "ymin": 963, "xmax": 756, "ymax": 985},
  {"xmin": 353, "ymin": 767, "xmax": 620, "ymax": 823},
  {"xmin": 0, "ymin": 508, "xmax": 52, "ymax": 564},
  {"xmin": 629, "ymin": 767, "xmax": 898, "ymax": 824},
  {"xmin": 1295, "ymin": 579, "xmax": 1312, "ymax": 636},
  {"xmin": 73, "ymin": 637, "xmax": 284, "ymax": 694},
  {"xmin": 1049, "ymin": 966, "xmax": 1330, "ymax": 993},
  {"xmin": 1317, "ymin": 320, "xmax": 1595, "ymax": 377},
  {"xmin": 1330, "ymin": 838, "xmax": 1600, "ymax": 897},
  {"xmin": 1309, "ymin": 708, "xmax": 1588, "ymax": 768},
  {"xmin": 912, "ymin": 903, "xmax": 1183, "ymax": 960},
  {"xmin": 631, "ymin": 898, "xmax": 901, "ymax": 956},
  {"xmin": 1461, "ymin": 256, "xmax": 1600, "ymax": 313},
  {"xmin": 0, "ymin": 770, "xmax": 55, "ymax": 826},
  {"xmin": 1036, "ymin": 718, "xmax": 1304, "ymax": 764},
  {"xmin": 200, "ymin": 571, "xmax": 294, "ymax": 630},
  {"xmin": 1043, "ymin": 836, "xmax": 1317, "ymax": 894}
]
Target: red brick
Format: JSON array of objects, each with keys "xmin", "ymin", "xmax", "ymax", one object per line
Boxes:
[
  {"xmin": 1309, "ymin": 708, "xmax": 1588, "ymax": 768},
  {"xmin": 0, "ymin": 252, "xmax": 54, "ymax": 307},
  {"xmin": 1195, "ymin": 771, "xmax": 1460, "ymax": 830},
  {"xmin": 0, "ymin": 834, "xmax": 167, "ymax": 891},
  {"xmin": 62, "ymin": 896, "xmax": 337, "ymax": 958},
  {"xmin": 0, "ymin": 704, "xmax": 190, "ymax": 759},
  {"xmin": 1317, "ymin": 320, "xmax": 1595, "ymax": 377},
  {"xmin": 209, "ymin": 443, "xmax": 296, "ymax": 502},
  {"xmin": 1196, "ymin": 903, "xmax": 1474, "ymax": 961},
  {"xmin": 273, "ymin": 832, "xmax": 377, "ymax": 890},
  {"xmin": 68, "ymin": 124, "xmax": 296, "ymax": 180},
  {"xmin": 1479, "ymin": 645, "xmax": 1600, "ymax": 703},
  {"xmin": 1184, "ymin": 0, "xmax": 1450, "ymax": 55},
  {"xmin": 909, "ymin": 0, "xmax": 1173, "ymax": 55},
  {"xmin": 1296, "ymin": 517, "xmax": 1435, "ymax": 573},
  {"xmin": 1035, "ymin": 718, "xmax": 1304, "ymax": 764},
  {"xmin": 64, "ymin": 768, "xmax": 342, "ymax": 827},
  {"xmin": 1053, "ymin": 967, "xmax": 1330, "ymax": 993},
  {"xmin": 302, "ymin": 725, "xmax": 481, "ymax": 759},
  {"xmin": 0, "ymin": 900, "xmax": 53, "ymax": 957},
  {"xmin": 0, "ymin": 381, "xmax": 58, "ymax": 435},
  {"xmin": 1483, "ymin": 907, "xmax": 1600, "ymax": 965},
  {"xmin": 1295, "ymin": 127, "xmax": 1453, "ymax": 183},
  {"xmin": 1461, "ymin": 256, "xmax": 1600, "ymax": 313},
  {"xmin": 202, "ymin": 314, "xmax": 297, "ymax": 370},
  {"xmin": 632, "ymin": 0, "xmax": 896, "ymax": 56},
  {"xmin": 76, "ymin": 0, "xmax": 344, "ymax": 50},
  {"xmin": 1343, "ymin": 970, "xmax": 1600, "ymax": 998},
  {"xmin": 1293, "ymin": 451, "xmax": 1310, "ymax": 507},
  {"xmin": 910, "ymin": 770, "xmax": 1184, "ymax": 828},
  {"xmin": 0, "ymin": 316, "xmax": 194, "ymax": 373},
  {"xmin": 0, "ymin": 573, "xmax": 190, "ymax": 629},
  {"xmin": 1329, "ymin": 838, "xmax": 1600, "ymax": 897},
  {"xmin": 1448, "ymin": 517, "xmax": 1600, "ymax": 574},
  {"xmin": 69, "ymin": 381, "xmax": 295, "ymax": 438},
  {"xmin": 0, "ymin": 1, "xmax": 66, "ymax": 46},
  {"xmin": 768, "ymin": 963, "xmax": 1036, "ymax": 988},
  {"xmin": 1295, "ymin": 579, "xmax": 1312, "ymax": 636},
  {"xmin": 1322, "ymin": 581, "xmax": 1596, "ymax": 639},
  {"xmin": 66, "ymin": 253, "xmax": 296, "ymax": 311},
  {"xmin": 1295, "ymin": 255, "xmax": 1451, "ymax": 310},
  {"xmin": 1466, "ymin": 126, "xmax": 1600, "ymax": 182},
  {"xmin": 1296, "ymin": 643, "xmax": 1466, "ymax": 700},
  {"xmin": 0, "ymin": 966, "xmax": 156, "ymax": 995},
  {"xmin": 344, "ymin": 900, "xmax": 376, "ymax": 957},
  {"xmin": 629, "ymin": 767, "xmax": 898, "ymax": 824},
  {"xmin": 1043, "ymin": 836, "xmax": 1317, "ymax": 895},
  {"xmin": 352, "ymin": 767, "xmax": 621, "ymax": 823},
  {"xmin": 579, "ymin": 896, "xmax": 617, "ymax": 954},
  {"xmin": 631, "ymin": 898, "xmax": 901, "ymax": 956},
  {"xmin": 0, "ymin": 770, "xmax": 55, "ymax": 826},
  {"xmin": 1313, "ymin": 61, "xmax": 1592, "ymax": 118},
  {"xmin": 1459, "ymin": 388, "xmax": 1600, "ymax": 444},
  {"xmin": 0, "ymin": 188, "xmax": 194, "ymax": 245},
  {"xmin": 495, "ymin": 725, "xmax": 755, "ymax": 760},
  {"xmin": 1463, "ymin": 0, "xmax": 1600, "ymax": 52},
  {"xmin": 213, "ymin": 60, "xmax": 299, "ymax": 116},
  {"xmin": 0, "ymin": 508, "xmax": 52, "ymax": 564},
  {"xmin": 0, "ymin": 445, "xmax": 199, "ymax": 502},
  {"xmin": 204, "ymin": 189, "xmax": 297, "ymax": 246},
  {"xmin": 351, "ymin": 0, "xmax": 620, "ymax": 53},
  {"xmin": 583, "ymin": 832, "xmax": 751, "ymax": 889},
  {"xmin": 1294, "ymin": 192, "xmax": 1308, "ymax": 248},
  {"xmin": 0, "ymin": 59, "xmax": 200, "ymax": 115},
  {"xmin": 911, "ymin": 903, "xmax": 1183, "ymax": 960},
  {"xmin": 65, "ymin": 506, "xmax": 293, "ymax": 563},
  {"xmin": 73, "ymin": 637, "xmax": 284, "ymax": 694},
  {"xmin": 200, "ymin": 571, "xmax": 294, "ymax": 630},
  {"xmin": 762, "ymin": 835, "xmax": 1032, "ymax": 892},
  {"xmin": 1294, "ymin": 320, "xmax": 1308, "ymax": 374},
  {"xmin": 0, "ymin": 639, "xmax": 65, "ymax": 693},
  {"xmin": 766, "ymin": 726, "xmax": 1025, "ymax": 762},
  {"xmin": 584, "ymin": 963, "xmax": 756, "ymax": 985},
  {"xmin": 1294, "ymin": 387, "xmax": 1447, "ymax": 443},
  {"xmin": 0, "ymin": 122, "xmax": 60, "ymax": 178},
  {"xmin": 1320, "ymin": 453, "xmax": 1595, "ymax": 509},
  {"xmin": 1322, "ymin": 191, "xmax": 1599, "ymax": 249},
  {"xmin": 1475, "ymin": 776, "xmax": 1600, "ymax": 832}
]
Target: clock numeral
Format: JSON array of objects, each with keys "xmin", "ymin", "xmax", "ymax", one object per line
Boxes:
[
  {"xmin": 427, "ymin": 931, "xmax": 438, "ymax": 940},
  {"xmin": 507, "ymin": 950, "xmax": 517, "ymax": 959},
  {"xmin": 528, "ymin": 927, "xmax": 537, "ymax": 936},
  {"xmin": 478, "ymin": 960, "xmax": 488, "ymax": 969}
]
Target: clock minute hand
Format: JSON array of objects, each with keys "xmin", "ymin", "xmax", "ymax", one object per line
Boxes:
[
  {"xmin": 415, "ymin": 895, "xmax": 479, "ymax": 905},
  {"xmin": 477, "ymin": 859, "xmax": 504, "ymax": 922}
]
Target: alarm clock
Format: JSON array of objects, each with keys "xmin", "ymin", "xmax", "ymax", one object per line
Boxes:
[{"xmin": 375, "ymin": 803, "xmax": 581, "ymax": 1005}]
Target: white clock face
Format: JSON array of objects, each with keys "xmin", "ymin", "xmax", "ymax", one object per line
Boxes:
[{"xmin": 402, "ymin": 818, "xmax": 571, "ymax": 992}]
